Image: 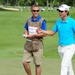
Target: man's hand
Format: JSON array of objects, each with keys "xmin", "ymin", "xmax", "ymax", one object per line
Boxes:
[
  {"xmin": 23, "ymin": 34, "xmax": 36, "ymax": 39},
  {"xmin": 23, "ymin": 34, "xmax": 27, "ymax": 38},
  {"xmin": 26, "ymin": 34, "xmax": 35, "ymax": 38},
  {"xmin": 37, "ymin": 28, "xmax": 43, "ymax": 34}
]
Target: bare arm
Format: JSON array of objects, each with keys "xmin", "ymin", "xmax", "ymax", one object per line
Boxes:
[
  {"xmin": 41, "ymin": 30, "xmax": 56, "ymax": 36},
  {"xmin": 33, "ymin": 32, "xmax": 46, "ymax": 37},
  {"xmin": 23, "ymin": 29, "xmax": 46, "ymax": 38},
  {"xmin": 26, "ymin": 32, "xmax": 46, "ymax": 38},
  {"xmin": 37, "ymin": 28, "xmax": 56, "ymax": 36},
  {"xmin": 24, "ymin": 30, "xmax": 28, "ymax": 35}
]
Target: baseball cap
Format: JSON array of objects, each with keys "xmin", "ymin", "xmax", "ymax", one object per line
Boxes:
[{"xmin": 57, "ymin": 4, "xmax": 70, "ymax": 11}]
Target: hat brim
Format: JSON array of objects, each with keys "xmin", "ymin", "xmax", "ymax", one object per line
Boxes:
[{"xmin": 57, "ymin": 8, "xmax": 65, "ymax": 11}]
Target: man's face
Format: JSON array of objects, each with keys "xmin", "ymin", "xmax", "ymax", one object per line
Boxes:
[
  {"xmin": 58, "ymin": 10, "xmax": 68, "ymax": 18},
  {"xmin": 31, "ymin": 6, "xmax": 40, "ymax": 18}
]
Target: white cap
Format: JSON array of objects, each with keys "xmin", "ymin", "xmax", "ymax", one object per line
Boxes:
[{"xmin": 57, "ymin": 4, "xmax": 70, "ymax": 11}]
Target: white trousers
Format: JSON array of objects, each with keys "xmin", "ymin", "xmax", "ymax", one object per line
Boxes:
[{"xmin": 58, "ymin": 44, "xmax": 75, "ymax": 75}]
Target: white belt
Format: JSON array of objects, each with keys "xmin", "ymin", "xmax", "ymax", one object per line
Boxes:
[{"xmin": 27, "ymin": 39, "xmax": 32, "ymax": 42}]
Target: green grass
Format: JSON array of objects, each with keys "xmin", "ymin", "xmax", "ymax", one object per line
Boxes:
[
  {"xmin": 0, "ymin": 59, "xmax": 61, "ymax": 75},
  {"xmin": 0, "ymin": 59, "xmax": 75, "ymax": 75}
]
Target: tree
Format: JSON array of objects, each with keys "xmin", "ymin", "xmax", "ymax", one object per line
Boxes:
[
  {"xmin": 0, "ymin": 0, "xmax": 75, "ymax": 7},
  {"xmin": 34, "ymin": 0, "xmax": 36, "ymax": 5}
]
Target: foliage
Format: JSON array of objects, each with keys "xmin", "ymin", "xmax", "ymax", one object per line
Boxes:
[{"xmin": 0, "ymin": 0, "xmax": 75, "ymax": 7}]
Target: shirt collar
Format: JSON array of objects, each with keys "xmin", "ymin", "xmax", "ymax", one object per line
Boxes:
[
  {"xmin": 60, "ymin": 16, "xmax": 70, "ymax": 23},
  {"xmin": 31, "ymin": 15, "xmax": 41, "ymax": 22}
]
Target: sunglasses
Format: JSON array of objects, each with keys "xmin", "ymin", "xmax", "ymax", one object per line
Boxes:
[
  {"xmin": 58, "ymin": 10, "xmax": 64, "ymax": 13},
  {"xmin": 32, "ymin": 10, "xmax": 39, "ymax": 12}
]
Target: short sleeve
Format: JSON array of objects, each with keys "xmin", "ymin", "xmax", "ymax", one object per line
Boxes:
[
  {"xmin": 52, "ymin": 23, "xmax": 58, "ymax": 32},
  {"xmin": 72, "ymin": 20, "xmax": 75, "ymax": 33},
  {"xmin": 24, "ymin": 22, "xmax": 28, "ymax": 30},
  {"xmin": 41, "ymin": 20, "xmax": 47, "ymax": 30}
]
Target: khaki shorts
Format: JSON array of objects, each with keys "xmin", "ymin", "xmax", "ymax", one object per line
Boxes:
[{"xmin": 22, "ymin": 48, "xmax": 43, "ymax": 65}]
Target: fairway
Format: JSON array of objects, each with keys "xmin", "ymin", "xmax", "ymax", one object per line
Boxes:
[
  {"xmin": 0, "ymin": 7, "xmax": 75, "ymax": 75},
  {"xmin": 0, "ymin": 58, "xmax": 75, "ymax": 75}
]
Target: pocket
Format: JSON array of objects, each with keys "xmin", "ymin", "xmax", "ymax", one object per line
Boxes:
[
  {"xmin": 32, "ymin": 41, "xmax": 39, "ymax": 51},
  {"xmin": 24, "ymin": 40, "xmax": 43, "ymax": 52},
  {"xmin": 32, "ymin": 40, "xmax": 43, "ymax": 51},
  {"xmin": 24, "ymin": 41, "xmax": 32, "ymax": 51}
]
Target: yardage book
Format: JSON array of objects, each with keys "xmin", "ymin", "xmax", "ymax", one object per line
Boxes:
[{"xmin": 28, "ymin": 26, "xmax": 38, "ymax": 34}]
